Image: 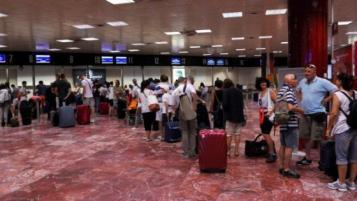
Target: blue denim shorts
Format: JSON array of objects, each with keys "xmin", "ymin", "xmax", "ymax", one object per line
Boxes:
[
  {"xmin": 280, "ymin": 128, "xmax": 299, "ymax": 149},
  {"xmin": 335, "ymin": 129, "xmax": 357, "ymax": 165}
]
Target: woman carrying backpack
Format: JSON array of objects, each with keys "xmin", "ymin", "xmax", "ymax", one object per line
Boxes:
[{"xmin": 326, "ymin": 73, "xmax": 357, "ymax": 192}]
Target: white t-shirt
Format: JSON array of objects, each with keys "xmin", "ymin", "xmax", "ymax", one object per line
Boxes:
[
  {"xmin": 132, "ymin": 85, "xmax": 140, "ymax": 99},
  {"xmin": 332, "ymin": 90, "xmax": 357, "ymax": 135},
  {"xmin": 139, "ymin": 89, "xmax": 153, "ymax": 114},
  {"xmin": 81, "ymin": 79, "xmax": 93, "ymax": 98},
  {"xmin": 162, "ymin": 93, "xmax": 170, "ymax": 114},
  {"xmin": 173, "ymin": 83, "xmax": 196, "ymax": 108},
  {"xmin": 108, "ymin": 86, "xmax": 114, "ymax": 100}
]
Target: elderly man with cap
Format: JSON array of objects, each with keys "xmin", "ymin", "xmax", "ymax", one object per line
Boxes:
[{"xmin": 296, "ymin": 64, "xmax": 337, "ymax": 166}]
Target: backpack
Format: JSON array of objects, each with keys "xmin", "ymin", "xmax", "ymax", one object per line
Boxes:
[
  {"xmin": 274, "ymin": 88, "xmax": 290, "ymax": 125},
  {"xmin": 179, "ymin": 84, "xmax": 197, "ymax": 121},
  {"xmin": 339, "ymin": 91, "xmax": 357, "ymax": 129}
]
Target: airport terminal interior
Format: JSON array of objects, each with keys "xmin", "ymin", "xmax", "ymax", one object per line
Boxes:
[{"xmin": 0, "ymin": 0, "xmax": 356, "ymax": 200}]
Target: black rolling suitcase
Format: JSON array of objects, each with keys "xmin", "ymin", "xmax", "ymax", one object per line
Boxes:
[
  {"xmin": 319, "ymin": 140, "xmax": 338, "ymax": 179},
  {"xmin": 20, "ymin": 100, "xmax": 32, "ymax": 125},
  {"xmin": 117, "ymin": 99, "xmax": 127, "ymax": 119}
]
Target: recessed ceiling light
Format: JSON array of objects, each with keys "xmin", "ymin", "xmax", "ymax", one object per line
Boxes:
[
  {"xmin": 259, "ymin": 35, "xmax": 273, "ymax": 39},
  {"xmin": 238, "ymin": 55, "xmax": 246, "ymax": 58},
  {"xmin": 340, "ymin": 44, "xmax": 348, "ymax": 47},
  {"xmin": 222, "ymin": 12, "xmax": 243, "ymax": 18},
  {"xmin": 346, "ymin": 31, "xmax": 357, "ymax": 35},
  {"xmin": 81, "ymin": 37, "xmax": 99, "ymax": 41},
  {"xmin": 236, "ymin": 48, "xmax": 246, "ymax": 51},
  {"xmin": 195, "ymin": 29, "xmax": 212, "ymax": 34},
  {"xmin": 232, "ymin": 37, "xmax": 245, "ymax": 41},
  {"xmin": 281, "ymin": 41, "xmax": 288, "ymax": 44},
  {"xmin": 128, "ymin": 49, "xmax": 140, "ymax": 52},
  {"xmin": 254, "ymin": 54, "xmax": 261, "ymax": 57},
  {"xmin": 0, "ymin": 33, "xmax": 7, "ymax": 37},
  {"xmin": 256, "ymin": 47, "xmax": 266, "ymax": 50},
  {"xmin": 67, "ymin": 47, "xmax": 80, "ymax": 50},
  {"xmin": 109, "ymin": 50, "xmax": 121, "ymax": 53},
  {"xmin": 273, "ymin": 50, "xmax": 283, "ymax": 54},
  {"xmin": 220, "ymin": 53, "xmax": 229, "ymax": 55},
  {"xmin": 73, "ymin": 24, "xmax": 95, "ymax": 29},
  {"xmin": 0, "ymin": 13, "xmax": 8, "ymax": 18},
  {"xmin": 164, "ymin": 32, "xmax": 181, "ymax": 35},
  {"xmin": 49, "ymin": 48, "xmax": 61, "ymax": 51},
  {"xmin": 212, "ymin": 45, "xmax": 223, "ymax": 48},
  {"xmin": 107, "ymin": 21, "xmax": 129, "ymax": 27},
  {"xmin": 190, "ymin": 46, "xmax": 201, "ymax": 49},
  {"xmin": 106, "ymin": 0, "xmax": 135, "ymax": 5},
  {"xmin": 155, "ymin": 41, "xmax": 168, "ymax": 45},
  {"xmin": 160, "ymin": 52, "xmax": 170, "ymax": 55},
  {"xmin": 265, "ymin": 9, "xmax": 287, "ymax": 15},
  {"xmin": 132, "ymin": 43, "xmax": 146, "ymax": 46},
  {"xmin": 203, "ymin": 53, "xmax": 212, "ymax": 56},
  {"xmin": 56, "ymin": 39, "xmax": 74, "ymax": 43},
  {"xmin": 0, "ymin": 45, "xmax": 7, "ymax": 48},
  {"xmin": 338, "ymin": 21, "xmax": 352, "ymax": 26},
  {"xmin": 179, "ymin": 51, "xmax": 189, "ymax": 54}
]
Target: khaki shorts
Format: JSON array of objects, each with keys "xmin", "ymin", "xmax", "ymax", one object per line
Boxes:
[
  {"xmin": 299, "ymin": 115, "xmax": 326, "ymax": 141},
  {"xmin": 225, "ymin": 121, "xmax": 242, "ymax": 136},
  {"xmin": 83, "ymin": 97, "xmax": 95, "ymax": 109}
]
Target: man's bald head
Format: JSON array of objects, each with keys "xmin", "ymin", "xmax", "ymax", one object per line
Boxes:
[{"xmin": 284, "ymin": 74, "xmax": 297, "ymax": 87}]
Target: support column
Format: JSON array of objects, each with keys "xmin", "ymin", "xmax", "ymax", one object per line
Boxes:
[
  {"xmin": 261, "ymin": 53, "xmax": 267, "ymax": 78},
  {"xmin": 288, "ymin": 0, "xmax": 328, "ymax": 77}
]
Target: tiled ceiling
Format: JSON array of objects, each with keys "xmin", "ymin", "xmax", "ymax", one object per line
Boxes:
[{"xmin": 0, "ymin": 0, "xmax": 355, "ymax": 57}]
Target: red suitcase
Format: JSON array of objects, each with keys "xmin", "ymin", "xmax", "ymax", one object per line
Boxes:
[
  {"xmin": 198, "ymin": 129, "xmax": 227, "ymax": 173},
  {"xmin": 77, "ymin": 105, "xmax": 91, "ymax": 125},
  {"xmin": 99, "ymin": 102, "xmax": 109, "ymax": 115}
]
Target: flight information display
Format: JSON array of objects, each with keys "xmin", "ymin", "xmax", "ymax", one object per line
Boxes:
[
  {"xmin": 116, "ymin": 56, "xmax": 127, "ymax": 65},
  {"xmin": 171, "ymin": 57, "xmax": 182, "ymax": 65},
  {"xmin": 36, "ymin": 55, "xmax": 51, "ymax": 64},
  {"xmin": 0, "ymin": 54, "xmax": 6, "ymax": 63},
  {"xmin": 101, "ymin": 56, "xmax": 114, "ymax": 64}
]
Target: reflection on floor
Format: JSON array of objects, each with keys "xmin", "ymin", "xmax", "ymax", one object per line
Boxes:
[{"xmin": 0, "ymin": 101, "xmax": 355, "ymax": 201}]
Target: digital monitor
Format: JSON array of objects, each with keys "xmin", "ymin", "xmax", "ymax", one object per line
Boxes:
[
  {"xmin": 36, "ymin": 55, "xmax": 51, "ymax": 64},
  {"xmin": 0, "ymin": 54, "xmax": 6, "ymax": 63},
  {"xmin": 116, "ymin": 56, "xmax": 127, "ymax": 65},
  {"xmin": 216, "ymin": 59, "xmax": 225, "ymax": 66},
  {"xmin": 207, "ymin": 58, "xmax": 215, "ymax": 66},
  {"xmin": 101, "ymin": 56, "xmax": 114, "ymax": 64},
  {"xmin": 171, "ymin": 57, "xmax": 182, "ymax": 65}
]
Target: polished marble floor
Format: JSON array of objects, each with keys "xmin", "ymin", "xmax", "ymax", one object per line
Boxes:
[{"xmin": 0, "ymin": 102, "xmax": 355, "ymax": 201}]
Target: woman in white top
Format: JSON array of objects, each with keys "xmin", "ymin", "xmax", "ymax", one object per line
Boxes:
[
  {"xmin": 257, "ymin": 77, "xmax": 277, "ymax": 163},
  {"xmin": 139, "ymin": 80, "xmax": 157, "ymax": 141},
  {"xmin": 326, "ymin": 73, "xmax": 357, "ymax": 192}
]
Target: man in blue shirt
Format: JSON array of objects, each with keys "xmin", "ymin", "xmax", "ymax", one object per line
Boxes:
[{"xmin": 296, "ymin": 64, "xmax": 337, "ymax": 165}]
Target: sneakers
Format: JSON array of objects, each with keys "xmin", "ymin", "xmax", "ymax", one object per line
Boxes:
[
  {"xmin": 266, "ymin": 154, "xmax": 277, "ymax": 163},
  {"xmin": 296, "ymin": 157, "xmax": 312, "ymax": 165},
  {"xmin": 327, "ymin": 180, "xmax": 348, "ymax": 192},
  {"xmin": 282, "ymin": 169, "xmax": 300, "ymax": 179},
  {"xmin": 346, "ymin": 181, "xmax": 356, "ymax": 191}
]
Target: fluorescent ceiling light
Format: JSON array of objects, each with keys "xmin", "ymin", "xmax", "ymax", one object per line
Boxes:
[
  {"xmin": 56, "ymin": 39, "xmax": 74, "ymax": 43},
  {"xmin": 265, "ymin": 9, "xmax": 287, "ymax": 15},
  {"xmin": 346, "ymin": 32, "xmax": 357, "ymax": 35},
  {"xmin": 232, "ymin": 37, "xmax": 245, "ymax": 41},
  {"xmin": 281, "ymin": 41, "xmax": 288, "ymax": 44},
  {"xmin": 0, "ymin": 33, "xmax": 7, "ymax": 37},
  {"xmin": 109, "ymin": 50, "xmax": 121, "ymax": 53},
  {"xmin": 72, "ymin": 24, "xmax": 95, "ymax": 29},
  {"xmin": 128, "ymin": 49, "xmax": 140, "ymax": 52},
  {"xmin": 222, "ymin": 12, "xmax": 243, "ymax": 18},
  {"xmin": 212, "ymin": 44, "xmax": 223, "ymax": 48},
  {"xmin": 340, "ymin": 44, "xmax": 348, "ymax": 47},
  {"xmin": 0, "ymin": 45, "xmax": 7, "ymax": 48},
  {"xmin": 107, "ymin": 21, "xmax": 128, "ymax": 27},
  {"xmin": 155, "ymin": 41, "xmax": 168, "ymax": 45},
  {"xmin": 81, "ymin": 37, "xmax": 99, "ymax": 41},
  {"xmin": 106, "ymin": 0, "xmax": 135, "ymax": 5},
  {"xmin": 203, "ymin": 53, "xmax": 212, "ymax": 56},
  {"xmin": 238, "ymin": 55, "xmax": 246, "ymax": 58},
  {"xmin": 236, "ymin": 48, "xmax": 246, "ymax": 51},
  {"xmin": 195, "ymin": 29, "xmax": 212, "ymax": 34},
  {"xmin": 273, "ymin": 50, "xmax": 283, "ymax": 54},
  {"xmin": 165, "ymin": 32, "xmax": 181, "ymax": 35},
  {"xmin": 0, "ymin": 13, "xmax": 8, "ymax": 18},
  {"xmin": 256, "ymin": 47, "xmax": 266, "ymax": 50},
  {"xmin": 190, "ymin": 46, "xmax": 201, "ymax": 49},
  {"xmin": 67, "ymin": 47, "xmax": 80, "ymax": 50},
  {"xmin": 160, "ymin": 52, "xmax": 170, "ymax": 55},
  {"xmin": 179, "ymin": 51, "xmax": 189, "ymax": 54},
  {"xmin": 131, "ymin": 43, "xmax": 146, "ymax": 46},
  {"xmin": 220, "ymin": 53, "xmax": 229, "ymax": 55},
  {"xmin": 48, "ymin": 48, "xmax": 61, "ymax": 51},
  {"xmin": 338, "ymin": 21, "xmax": 352, "ymax": 26},
  {"xmin": 254, "ymin": 54, "xmax": 261, "ymax": 57},
  {"xmin": 259, "ymin": 35, "xmax": 273, "ymax": 39}
]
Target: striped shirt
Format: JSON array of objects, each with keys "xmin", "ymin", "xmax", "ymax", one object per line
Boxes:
[{"xmin": 277, "ymin": 85, "xmax": 299, "ymax": 131}]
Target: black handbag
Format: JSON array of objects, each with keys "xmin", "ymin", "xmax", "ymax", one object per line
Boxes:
[
  {"xmin": 310, "ymin": 112, "xmax": 327, "ymax": 123},
  {"xmin": 245, "ymin": 134, "xmax": 269, "ymax": 157}
]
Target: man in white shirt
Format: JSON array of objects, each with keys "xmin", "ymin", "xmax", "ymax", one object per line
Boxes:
[{"xmin": 80, "ymin": 75, "xmax": 95, "ymax": 123}]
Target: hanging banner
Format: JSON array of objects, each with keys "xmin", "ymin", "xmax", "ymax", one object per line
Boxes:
[{"xmin": 72, "ymin": 69, "xmax": 106, "ymax": 86}]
